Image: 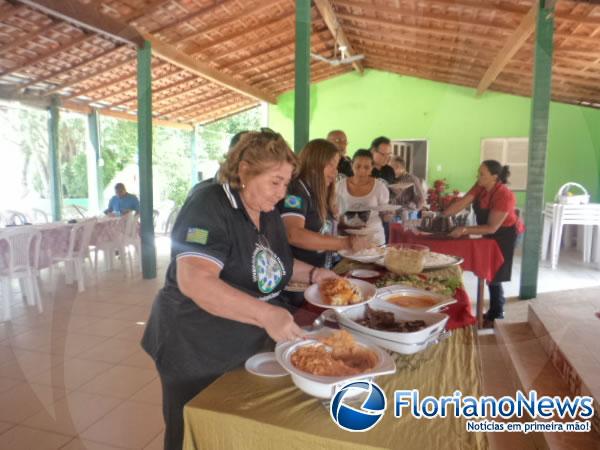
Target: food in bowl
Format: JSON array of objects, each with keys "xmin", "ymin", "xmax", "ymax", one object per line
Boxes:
[
  {"xmin": 387, "ymin": 295, "xmax": 439, "ymax": 309},
  {"xmin": 290, "ymin": 331, "xmax": 378, "ymax": 376},
  {"xmin": 355, "ymin": 306, "xmax": 427, "ymax": 332},
  {"xmin": 319, "ymin": 278, "xmax": 363, "ymax": 306},
  {"xmin": 384, "ymin": 244, "xmax": 429, "ymax": 274}
]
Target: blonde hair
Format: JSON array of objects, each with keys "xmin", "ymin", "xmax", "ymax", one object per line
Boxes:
[
  {"xmin": 218, "ymin": 131, "xmax": 297, "ymax": 189},
  {"xmin": 298, "ymin": 139, "xmax": 338, "ymax": 222}
]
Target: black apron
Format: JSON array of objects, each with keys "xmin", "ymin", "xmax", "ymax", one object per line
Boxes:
[{"xmin": 473, "ymin": 187, "xmax": 518, "ymax": 283}]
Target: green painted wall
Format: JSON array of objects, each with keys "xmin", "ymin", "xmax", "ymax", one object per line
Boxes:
[{"xmin": 269, "ymin": 69, "xmax": 600, "ymax": 206}]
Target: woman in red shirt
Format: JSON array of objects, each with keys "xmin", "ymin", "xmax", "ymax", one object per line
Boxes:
[{"xmin": 443, "ymin": 160, "xmax": 522, "ymax": 327}]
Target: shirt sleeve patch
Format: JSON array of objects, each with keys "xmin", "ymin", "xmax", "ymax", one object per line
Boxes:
[
  {"xmin": 284, "ymin": 195, "xmax": 303, "ymax": 209},
  {"xmin": 186, "ymin": 227, "xmax": 209, "ymax": 244}
]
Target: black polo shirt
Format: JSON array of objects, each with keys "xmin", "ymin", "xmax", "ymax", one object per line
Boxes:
[
  {"xmin": 142, "ymin": 182, "xmax": 294, "ymax": 373},
  {"xmin": 278, "ymin": 178, "xmax": 334, "ymax": 269},
  {"xmin": 372, "ymin": 165, "xmax": 395, "ymax": 184}
]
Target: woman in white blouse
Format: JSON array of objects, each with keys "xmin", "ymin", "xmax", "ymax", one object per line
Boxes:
[{"xmin": 337, "ymin": 149, "xmax": 390, "ymax": 246}]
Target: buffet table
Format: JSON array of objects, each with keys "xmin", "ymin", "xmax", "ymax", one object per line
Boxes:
[
  {"xmin": 389, "ymin": 224, "xmax": 504, "ymax": 327},
  {"xmin": 183, "ymin": 327, "xmax": 488, "ymax": 450}
]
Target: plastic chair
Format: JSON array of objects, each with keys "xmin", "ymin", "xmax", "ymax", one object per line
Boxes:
[
  {"xmin": 51, "ymin": 218, "xmax": 97, "ymax": 292},
  {"xmin": 122, "ymin": 213, "xmax": 140, "ymax": 275},
  {"xmin": 152, "ymin": 209, "xmax": 160, "ymax": 230},
  {"xmin": 0, "ymin": 228, "xmax": 43, "ymax": 321},
  {"xmin": 94, "ymin": 215, "xmax": 128, "ymax": 273},
  {"xmin": 31, "ymin": 208, "xmax": 50, "ymax": 224},
  {"xmin": 4, "ymin": 210, "xmax": 29, "ymax": 225}
]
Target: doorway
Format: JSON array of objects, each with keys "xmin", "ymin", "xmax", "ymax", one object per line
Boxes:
[{"xmin": 391, "ymin": 139, "xmax": 428, "ymax": 181}]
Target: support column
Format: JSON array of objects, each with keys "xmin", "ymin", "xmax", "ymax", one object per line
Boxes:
[
  {"xmin": 47, "ymin": 96, "xmax": 62, "ymax": 221},
  {"xmin": 520, "ymin": 0, "xmax": 555, "ymax": 299},
  {"xmin": 294, "ymin": 0, "xmax": 311, "ymax": 153},
  {"xmin": 137, "ymin": 40, "xmax": 156, "ymax": 279},
  {"xmin": 86, "ymin": 109, "xmax": 103, "ymax": 214}
]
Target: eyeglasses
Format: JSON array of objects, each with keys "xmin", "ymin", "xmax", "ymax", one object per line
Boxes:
[
  {"xmin": 376, "ymin": 149, "xmax": 392, "ymax": 158},
  {"xmin": 333, "ymin": 138, "xmax": 347, "ymax": 144}
]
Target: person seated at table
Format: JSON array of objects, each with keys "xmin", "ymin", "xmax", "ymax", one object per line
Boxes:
[
  {"xmin": 370, "ymin": 136, "xmax": 395, "ymax": 184},
  {"xmin": 389, "ymin": 156, "xmax": 425, "ymax": 211},
  {"xmin": 104, "ymin": 183, "xmax": 139, "ymax": 216},
  {"xmin": 443, "ymin": 160, "xmax": 523, "ymax": 327},
  {"xmin": 337, "ymin": 149, "xmax": 390, "ymax": 246},
  {"xmin": 279, "ymin": 139, "xmax": 370, "ymax": 270},
  {"xmin": 141, "ymin": 130, "xmax": 338, "ymax": 450},
  {"xmin": 327, "ymin": 129, "xmax": 353, "ymax": 178}
]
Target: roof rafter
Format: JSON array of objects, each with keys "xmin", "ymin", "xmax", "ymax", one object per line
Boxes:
[
  {"xmin": 314, "ymin": 0, "xmax": 363, "ymax": 74},
  {"xmin": 476, "ymin": 3, "xmax": 537, "ymax": 96},
  {"xmin": 16, "ymin": 0, "xmax": 145, "ymax": 47}
]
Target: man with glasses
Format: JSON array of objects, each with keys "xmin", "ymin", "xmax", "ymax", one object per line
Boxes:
[
  {"xmin": 327, "ymin": 129, "xmax": 353, "ymax": 177},
  {"xmin": 370, "ymin": 136, "xmax": 395, "ymax": 184}
]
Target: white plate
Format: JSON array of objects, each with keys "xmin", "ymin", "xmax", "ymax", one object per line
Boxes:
[
  {"xmin": 423, "ymin": 252, "xmax": 464, "ymax": 270},
  {"xmin": 245, "ymin": 352, "xmax": 288, "ymax": 377},
  {"xmin": 338, "ymin": 247, "xmax": 385, "ymax": 263},
  {"xmin": 304, "ymin": 279, "xmax": 377, "ymax": 312},
  {"xmin": 349, "ymin": 269, "xmax": 380, "ymax": 279}
]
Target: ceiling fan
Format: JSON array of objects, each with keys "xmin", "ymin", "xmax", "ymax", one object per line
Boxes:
[{"xmin": 311, "ymin": 44, "xmax": 364, "ymax": 66}]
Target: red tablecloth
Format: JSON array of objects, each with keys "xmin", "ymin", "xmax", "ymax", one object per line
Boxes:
[{"xmin": 389, "ymin": 223, "xmax": 504, "ymax": 282}]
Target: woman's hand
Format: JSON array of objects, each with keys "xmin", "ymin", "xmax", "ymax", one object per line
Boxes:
[
  {"xmin": 312, "ymin": 267, "xmax": 339, "ymax": 284},
  {"xmin": 449, "ymin": 227, "xmax": 467, "ymax": 238},
  {"xmin": 260, "ymin": 306, "xmax": 304, "ymax": 343}
]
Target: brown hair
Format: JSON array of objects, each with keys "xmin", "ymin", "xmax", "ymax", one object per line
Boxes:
[
  {"xmin": 218, "ymin": 131, "xmax": 297, "ymax": 189},
  {"xmin": 298, "ymin": 139, "xmax": 339, "ymax": 222}
]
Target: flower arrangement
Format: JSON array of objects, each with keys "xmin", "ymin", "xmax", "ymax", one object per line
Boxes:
[{"xmin": 427, "ymin": 179, "xmax": 460, "ymax": 212}]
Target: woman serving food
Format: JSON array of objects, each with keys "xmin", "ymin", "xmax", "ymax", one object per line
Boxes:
[
  {"xmin": 141, "ymin": 131, "xmax": 337, "ymax": 450},
  {"xmin": 442, "ymin": 160, "xmax": 523, "ymax": 327}
]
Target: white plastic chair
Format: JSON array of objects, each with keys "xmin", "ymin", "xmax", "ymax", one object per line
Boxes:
[
  {"xmin": 152, "ymin": 209, "xmax": 160, "ymax": 230},
  {"xmin": 94, "ymin": 215, "xmax": 128, "ymax": 273},
  {"xmin": 4, "ymin": 210, "xmax": 29, "ymax": 225},
  {"xmin": 51, "ymin": 218, "xmax": 97, "ymax": 292},
  {"xmin": 0, "ymin": 228, "xmax": 43, "ymax": 322},
  {"xmin": 122, "ymin": 213, "xmax": 140, "ymax": 274},
  {"xmin": 31, "ymin": 208, "xmax": 50, "ymax": 224}
]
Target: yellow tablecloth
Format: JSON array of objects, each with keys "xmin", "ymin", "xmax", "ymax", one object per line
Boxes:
[{"xmin": 183, "ymin": 327, "xmax": 487, "ymax": 450}]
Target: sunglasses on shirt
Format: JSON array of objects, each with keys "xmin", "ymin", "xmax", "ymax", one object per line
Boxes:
[{"xmin": 344, "ymin": 210, "xmax": 371, "ymax": 222}]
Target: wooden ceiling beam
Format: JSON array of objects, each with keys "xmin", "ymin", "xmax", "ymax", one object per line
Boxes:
[
  {"xmin": 188, "ymin": 11, "xmax": 294, "ymax": 57},
  {"xmin": 64, "ymin": 59, "xmax": 166, "ymax": 100},
  {"xmin": 16, "ymin": 0, "xmax": 145, "ymax": 47},
  {"xmin": 314, "ymin": 0, "xmax": 363, "ymax": 74},
  {"xmin": 145, "ymin": 34, "xmax": 277, "ymax": 104},
  {"xmin": 44, "ymin": 48, "xmax": 134, "ymax": 95},
  {"xmin": 475, "ymin": 4, "xmax": 537, "ymax": 97},
  {"xmin": 334, "ymin": 0, "xmax": 513, "ymax": 34},
  {"xmin": 111, "ymin": 72, "xmax": 200, "ymax": 108},
  {"xmin": 174, "ymin": 0, "xmax": 285, "ymax": 47},
  {"xmin": 159, "ymin": 87, "xmax": 233, "ymax": 116},
  {"xmin": 150, "ymin": 0, "xmax": 239, "ymax": 36},
  {"xmin": 0, "ymin": 32, "xmax": 90, "ymax": 78},
  {"xmin": 336, "ymin": 11, "xmax": 501, "ymax": 46},
  {"xmin": 193, "ymin": 100, "xmax": 258, "ymax": 125},
  {"xmin": 17, "ymin": 43, "xmax": 120, "ymax": 90},
  {"xmin": 0, "ymin": 21, "xmax": 57, "ymax": 56}
]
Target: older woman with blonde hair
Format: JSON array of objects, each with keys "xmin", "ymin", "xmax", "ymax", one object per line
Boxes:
[
  {"xmin": 142, "ymin": 131, "xmax": 337, "ymax": 450},
  {"xmin": 279, "ymin": 139, "xmax": 369, "ymax": 270}
]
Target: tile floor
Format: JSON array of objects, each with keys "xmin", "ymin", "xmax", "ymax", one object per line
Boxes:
[{"xmin": 0, "ymin": 237, "xmax": 598, "ymax": 449}]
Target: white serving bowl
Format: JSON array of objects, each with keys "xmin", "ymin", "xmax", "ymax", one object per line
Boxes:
[
  {"xmin": 319, "ymin": 301, "xmax": 449, "ymax": 355},
  {"xmin": 376, "ymin": 285, "xmax": 457, "ymax": 313},
  {"xmin": 274, "ymin": 329, "xmax": 396, "ymax": 399}
]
